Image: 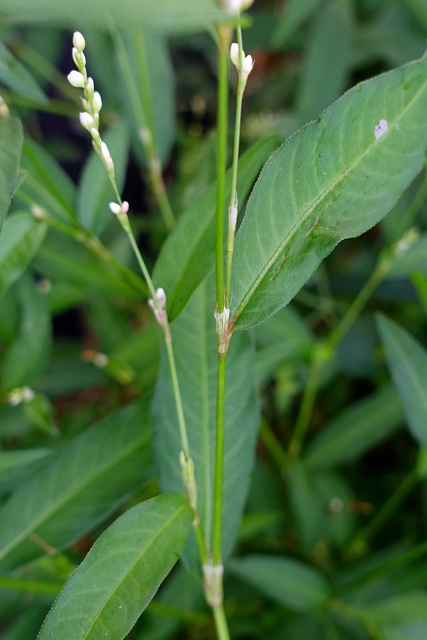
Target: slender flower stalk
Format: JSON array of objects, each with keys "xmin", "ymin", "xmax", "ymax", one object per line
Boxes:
[{"xmin": 67, "ymin": 29, "xmax": 206, "ymax": 564}]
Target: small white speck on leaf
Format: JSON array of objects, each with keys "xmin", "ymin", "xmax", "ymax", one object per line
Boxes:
[{"xmin": 374, "ymin": 118, "xmax": 388, "ymax": 140}]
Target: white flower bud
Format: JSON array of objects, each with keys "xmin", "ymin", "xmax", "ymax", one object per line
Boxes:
[
  {"xmin": 155, "ymin": 287, "xmax": 166, "ymax": 309},
  {"xmin": 222, "ymin": 0, "xmax": 242, "ymax": 14},
  {"xmin": 79, "ymin": 112, "xmax": 95, "ymax": 129},
  {"xmin": 72, "ymin": 47, "xmax": 86, "ymax": 69},
  {"xmin": 242, "ymin": 54, "xmax": 254, "ymax": 78},
  {"xmin": 67, "ymin": 70, "xmax": 85, "ymax": 88},
  {"xmin": 121, "ymin": 201, "xmax": 129, "ymax": 214},
  {"xmin": 230, "ymin": 42, "xmax": 239, "ymax": 68},
  {"xmin": 109, "ymin": 202, "xmax": 121, "ymax": 215},
  {"xmin": 101, "ymin": 141, "xmax": 113, "ymax": 170},
  {"xmin": 91, "ymin": 91, "xmax": 102, "ymax": 113},
  {"xmin": 73, "ymin": 31, "xmax": 86, "ymax": 52},
  {"xmin": 85, "ymin": 77, "xmax": 94, "ymax": 101}
]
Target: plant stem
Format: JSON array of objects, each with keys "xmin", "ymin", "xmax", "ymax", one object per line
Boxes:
[
  {"xmin": 395, "ymin": 160, "xmax": 427, "ymax": 237},
  {"xmin": 349, "ymin": 466, "xmax": 419, "ymax": 553},
  {"xmin": 213, "ymin": 604, "xmax": 231, "ymax": 640},
  {"xmin": 260, "ymin": 417, "xmax": 289, "ymax": 470},
  {"xmin": 215, "ymin": 26, "xmax": 231, "ymax": 311},
  {"xmin": 224, "ymin": 25, "xmax": 245, "ymax": 308},
  {"xmin": 0, "ymin": 576, "xmax": 62, "ymax": 595},
  {"xmin": 213, "ymin": 353, "xmax": 227, "ymax": 566}
]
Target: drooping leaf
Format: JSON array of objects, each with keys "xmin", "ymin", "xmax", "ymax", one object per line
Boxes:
[
  {"xmin": 37, "ymin": 494, "xmax": 193, "ymax": 640},
  {"xmin": 230, "ymin": 55, "xmax": 427, "ymax": 331},
  {"xmin": 304, "ymin": 385, "xmax": 404, "ymax": 470},
  {"xmin": 0, "ymin": 0, "xmax": 227, "ymax": 34},
  {"xmin": 153, "ymin": 135, "xmax": 278, "ymax": 322},
  {"xmin": 77, "ymin": 120, "xmax": 130, "ymax": 235},
  {"xmin": 295, "ymin": 0, "xmax": 354, "ymax": 124},
  {"xmin": 18, "ymin": 138, "xmax": 77, "ymax": 224},
  {"xmin": 0, "ymin": 40, "xmax": 47, "ymax": 104},
  {"xmin": 377, "ymin": 315, "xmax": 427, "ymax": 449},
  {"xmin": 229, "ymin": 554, "xmax": 330, "ymax": 612},
  {"xmin": 0, "ymin": 116, "xmax": 24, "ymax": 230},
  {"xmin": 153, "ymin": 277, "xmax": 259, "ymax": 568},
  {"xmin": 0, "ymin": 399, "xmax": 153, "ymax": 570},
  {"xmin": 0, "ymin": 212, "xmax": 47, "ymax": 299},
  {"xmin": 1, "ymin": 275, "xmax": 52, "ymax": 392}
]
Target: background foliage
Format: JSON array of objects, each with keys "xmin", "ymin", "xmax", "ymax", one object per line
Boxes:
[{"xmin": 0, "ymin": 0, "xmax": 427, "ymax": 638}]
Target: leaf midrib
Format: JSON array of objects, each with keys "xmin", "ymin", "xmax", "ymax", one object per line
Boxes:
[
  {"xmin": 233, "ymin": 73, "xmax": 426, "ymax": 324},
  {"xmin": 0, "ymin": 429, "xmax": 151, "ymax": 563}
]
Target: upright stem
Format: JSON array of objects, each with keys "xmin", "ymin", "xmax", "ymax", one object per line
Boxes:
[
  {"xmin": 213, "ymin": 604, "xmax": 231, "ymax": 640},
  {"xmin": 215, "ymin": 26, "xmax": 231, "ymax": 311},
  {"xmin": 213, "ymin": 354, "xmax": 227, "ymax": 565}
]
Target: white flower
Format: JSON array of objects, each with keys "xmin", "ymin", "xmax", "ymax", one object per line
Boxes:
[
  {"xmin": 73, "ymin": 31, "xmax": 86, "ymax": 52},
  {"xmin": 92, "ymin": 91, "xmax": 102, "ymax": 113},
  {"xmin": 121, "ymin": 201, "xmax": 129, "ymax": 214},
  {"xmin": 67, "ymin": 70, "xmax": 85, "ymax": 88},
  {"xmin": 223, "ymin": 0, "xmax": 242, "ymax": 14},
  {"xmin": 109, "ymin": 202, "xmax": 121, "ymax": 215},
  {"xmin": 242, "ymin": 54, "xmax": 254, "ymax": 78},
  {"xmin": 101, "ymin": 141, "xmax": 113, "ymax": 170},
  {"xmin": 79, "ymin": 112, "xmax": 95, "ymax": 129},
  {"xmin": 230, "ymin": 42, "xmax": 239, "ymax": 68}
]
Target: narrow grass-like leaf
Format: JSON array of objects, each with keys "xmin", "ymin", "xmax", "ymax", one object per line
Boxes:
[
  {"xmin": 37, "ymin": 494, "xmax": 193, "ymax": 640},
  {"xmin": 153, "ymin": 277, "xmax": 259, "ymax": 567},
  {"xmin": 230, "ymin": 55, "xmax": 427, "ymax": 330},
  {"xmin": 0, "ymin": 212, "xmax": 47, "ymax": 299},
  {"xmin": 1, "ymin": 275, "xmax": 52, "ymax": 392},
  {"xmin": 304, "ymin": 385, "xmax": 404, "ymax": 470},
  {"xmin": 0, "ymin": 116, "xmax": 24, "ymax": 230},
  {"xmin": 229, "ymin": 555, "xmax": 330, "ymax": 612},
  {"xmin": 295, "ymin": 0, "xmax": 354, "ymax": 124},
  {"xmin": 153, "ymin": 136, "xmax": 278, "ymax": 322},
  {"xmin": 77, "ymin": 121, "xmax": 129, "ymax": 235},
  {"xmin": 377, "ymin": 315, "xmax": 427, "ymax": 449},
  {"xmin": 271, "ymin": 0, "xmax": 323, "ymax": 49},
  {"xmin": 0, "ymin": 399, "xmax": 153, "ymax": 570},
  {"xmin": 0, "ymin": 0, "xmax": 226, "ymax": 34},
  {"xmin": 0, "ymin": 41, "xmax": 47, "ymax": 104}
]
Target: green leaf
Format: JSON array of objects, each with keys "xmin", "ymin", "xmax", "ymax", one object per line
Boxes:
[
  {"xmin": 0, "ymin": 116, "xmax": 24, "ymax": 230},
  {"xmin": 230, "ymin": 55, "xmax": 427, "ymax": 331},
  {"xmin": 271, "ymin": 0, "xmax": 324, "ymax": 49},
  {"xmin": 377, "ymin": 315, "xmax": 427, "ymax": 449},
  {"xmin": 37, "ymin": 494, "xmax": 193, "ymax": 640},
  {"xmin": 153, "ymin": 277, "xmax": 259, "ymax": 567},
  {"xmin": 0, "ymin": 448, "xmax": 52, "ymax": 493},
  {"xmin": 229, "ymin": 554, "xmax": 330, "ymax": 612},
  {"xmin": 295, "ymin": 0, "xmax": 354, "ymax": 124},
  {"xmin": 1, "ymin": 275, "xmax": 52, "ymax": 392},
  {"xmin": 153, "ymin": 135, "xmax": 279, "ymax": 322},
  {"xmin": 343, "ymin": 592, "xmax": 427, "ymax": 629},
  {"xmin": 0, "ymin": 399, "xmax": 153, "ymax": 570},
  {"xmin": 0, "ymin": 212, "xmax": 47, "ymax": 300},
  {"xmin": 0, "ymin": 0, "xmax": 227, "ymax": 34},
  {"xmin": 0, "ymin": 40, "xmax": 47, "ymax": 104},
  {"xmin": 18, "ymin": 138, "xmax": 77, "ymax": 224},
  {"xmin": 304, "ymin": 385, "xmax": 404, "ymax": 470},
  {"xmin": 77, "ymin": 121, "xmax": 129, "ymax": 235}
]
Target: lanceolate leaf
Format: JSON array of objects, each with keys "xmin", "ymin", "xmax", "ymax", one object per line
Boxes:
[
  {"xmin": 0, "ymin": 116, "xmax": 24, "ymax": 230},
  {"xmin": 0, "ymin": 400, "xmax": 153, "ymax": 570},
  {"xmin": 229, "ymin": 555, "xmax": 330, "ymax": 612},
  {"xmin": 37, "ymin": 494, "xmax": 193, "ymax": 640},
  {"xmin": 230, "ymin": 55, "xmax": 427, "ymax": 331},
  {"xmin": 0, "ymin": 212, "xmax": 47, "ymax": 300},
  {"xmin": 377, "ymin": 315, "xmax": 427, "ymax": 449},
  {"xmin": 153, "ymin": 277, "xmax": 259, "ymax": 567},
  {"xmin": 0, "ymin": 41, "xmax": 47, "ymax": 104},
  {"xmin": 0, "ymin": 0, "xmax": 226, "ymax": 34},
  {"xmin": 153, "ymin": 135, "xmax": 278, "ymax": 322}
]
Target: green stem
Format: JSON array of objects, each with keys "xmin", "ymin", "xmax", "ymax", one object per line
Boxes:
[
  {"xmin": 395, "ymin": 159, "xmax": 427, "ymax": 237},
  {"xmin": 215, "ymin": 26, "xmax": 231, "ymax": 311},
  {"xmin": 224, "ymin": 25, "xmax": 245, "ymax": 308},
  {"xmin": 349, "ymin": 466, "xmax": 419, "ymax": 551},
  {"xmin": 0, "ymin": 576, "xmax": 62, "ymax": 595},
  {"xmin": 213, "ymin": 353, "xmax": 227, "ymax": 565},
  {"xmin": 260, "ymin": 417, "xmax": 289, "ymax": 470},
  {"xmin": 213, "ymin": 604, "xmax": 231, "ymax": 640}
]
